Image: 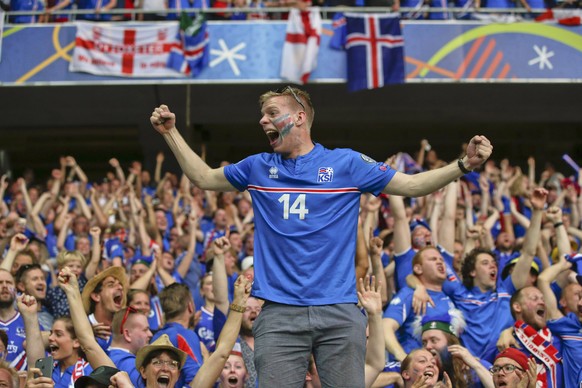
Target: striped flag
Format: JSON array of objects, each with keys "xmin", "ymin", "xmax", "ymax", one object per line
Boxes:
[
  {"xmin": 536, "ymin": 8, "xmax": 582, "ymax": 26},
  {"xmin": 167, "ymin": 12, "xmax": 210, "ymax": 76},
  {"xmin": 280, "ymin": 7, "xmax": 322, "ymax": 84},
  {"xmin": 345, "ymin": 13, "xmax": 405, "ymax": 92},
  {"xmin": 70, "ymin": 22, "xmax": 182, "ymax": 77}
]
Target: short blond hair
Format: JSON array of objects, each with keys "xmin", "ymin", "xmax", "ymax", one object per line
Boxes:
[
  {"xmin": 259, "ymin": 86, "xmax": 315, "ymax": 127},
  {"xmin": 56, "ymin": 250, "xmax": 87, "ymax": 269}
]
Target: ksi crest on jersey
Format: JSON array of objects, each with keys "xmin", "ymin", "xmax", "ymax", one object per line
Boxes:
[{"xmin": 317, "ymin": 167, "xmax": 334, "ymax": 183}]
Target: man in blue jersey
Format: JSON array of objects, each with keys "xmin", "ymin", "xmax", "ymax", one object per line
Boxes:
[
  {"xmin": 537, "ymin": 208, "xmax": 582, "ymax": 388},
  {"xmin": 390, "ymin": 181, "xmax": 458, "ymax": 292},
  {"xmin": 0, "ymin": 270, "xmax": 28, "ymax": 371},
  {"xmin": 107, "ymin": 306, "xmax": 153, "ymax": 387},
  {"xmin": 383, "ymin": 246, "xmax": 456, "ymax": 362},
  {"xmin": 150, "ymin": 86, "xmax": 493, "ymax": 387},
  {"xmin": 442, "ymin": 187, "xmax": 549, "ymax": 363},
  {"xmin": 509, "ymin": 286, "xmax": 563, "ymax": 388}
]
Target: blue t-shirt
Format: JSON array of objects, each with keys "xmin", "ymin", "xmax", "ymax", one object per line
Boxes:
[
  {"xmin": 224, "ymin": 144, "xmax": 395, "ymax": 305},
  {"xmin": 443, "ymin": 279, "xmax": 514, "ymax": 362},
  {"xmin": 52, "ymin": 359, "xmax": 92, "ymax": 388},
  {"xmin": 107, "ymin": 348, "xmax": 143, "ymax": 388},
  {"xmin": 546, "ymin": 313, "xmax": 582, "ymax": 388},
  {"xmin": 195, "ymin": 306, "xmax": 215, "ymax": 352},
  {"xmin": 151, "ymin": 322, "xmax": 203, "ymax": 387},
  {"xmin": 0, "ymin": 312, "xmax": 28, "ymax": 371},
  {"xmin": 383, "ymin": 286, "xmax": 455, "ymax": 356},
  {"xmin": 104, "ymin": 237, "xmax": 125, "ymax": 264}
]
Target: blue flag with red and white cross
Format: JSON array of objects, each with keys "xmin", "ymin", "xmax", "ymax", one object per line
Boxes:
[{"xmin": 345, "ymin": 13, "xmax": 405, "ymax": 92}]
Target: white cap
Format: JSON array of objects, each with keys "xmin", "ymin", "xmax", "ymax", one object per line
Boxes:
[{"xmin": 241, "ymin": 256, "xmax": 254, "ymax": 271}]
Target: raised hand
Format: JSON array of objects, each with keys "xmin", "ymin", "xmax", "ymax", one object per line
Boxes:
[
  {"xmin": 56, "ymin": 266, "xmax": 79, "ymax": 294},
  {"xmin": 10, "ymin": 233, "xmax": 29, "ymax": 252},
  {"xmin": 109, "ymin": 158, "xmax": 120, "ymax": 169},
  {"xmin": 151, "ymin": 105, "xmax": 176, "ymax": 134},
  {"xmin": 530, "ymin": 187, "xmax": 548, "ymax": 211},
  {"xmin": 16, "ymin": 294, "xmax": 38, "ymax": 316},
  {"xmin": 545, "ymin": 206, "xmax": 562, "ymax": 224},
  {"xmin": 465, "ymin": 135, "xmax": 493, "ymax": 170},
  {"xmin": 212, "ymin": 236, "xmax": 231, "ymax": 256},
  {"xmin": 357, "ymin": 275, "xmax": 382, "ymax": 316}
]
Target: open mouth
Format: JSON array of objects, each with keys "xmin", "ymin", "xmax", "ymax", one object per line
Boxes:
[
  {"xmin": 226, "ymin": 375, "xmax": 239, "ymax": 386},
  {"xmin": 423, "ymin": 370, "xmax": 435, "ymax": 379},
  {"xmin": 113, "ymin": 294, "xmax": 123, "ymax": 306},
  {"xmin": 157, "ymin": 376, "xmax": 170, "ymax": 388},
  {"xmin": 265, "ymin": 130, "xmax": 280, "ymax": 146},
  {"xmin": 49, "ymin": 344, "xmax": 59, "ymax": 354},
  {"xmin": 537, "ymin": 307, "xmax": 546, "ymax": 317},
  {"xmin": 490, "ymin": 270, "xmax": 497, "ymax": 280}
]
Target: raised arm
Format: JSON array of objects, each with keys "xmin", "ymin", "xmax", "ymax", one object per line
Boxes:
[
  {"xmin": 358, "ymin": 276, "xmax": 386, "ymax": 388},
  {"xmin": 512, "ymin": 188, "xmax": 547, "ymax": 290},
  {"xmin": 369, "ymin": 231, "xmax": 388, "ymax": 306},
  {"xmin": 151, "ymin": 105, "xmax": 235, "ymax": 191},
  {"xmin": 1, "ymin": 233, "xmax": 29, "ymax": 273},
  {"xmin": 191, "ymin": 276, "xmax": 251, "ymax": 388},
  {"xmin": 537, "ymin": 256, "xmax": 571, "ymax": 320},
  {"xmin": 439, "ymin": 181, "xmax": 458, "ymax": 254},
  {"xmin": 57, "ymin": 267, "xmax": 116, "ymax": 368},
  {"xmin": 85, "ymin": 227, "xmax": 102, "ymax": 279},
  {"xmin": 383, "ymin": 136, "xmax": 492, "ymax": 197},
  {"xmin": 211, "ymin": 236, "xmax": 231, "ymax": 315},
  {"xmin": 17, "ymin": 294, "xmax": 46, "ymax": 369},
  {"xmin": 389, "ymin": 195, "xmax": 410, "ymax": 255}
]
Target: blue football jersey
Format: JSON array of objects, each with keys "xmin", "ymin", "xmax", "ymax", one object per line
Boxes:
[{"xmin": 224, "ymin": 144, "xmax": 395, "ymax": 305}]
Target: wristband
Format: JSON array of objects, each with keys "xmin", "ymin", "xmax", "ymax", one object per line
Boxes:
[
  {"xmin": 457, "ymin": 158, "xmax": 472, "ymax": 174},
  {"xmin": 229, "ymin": 303, "xmax": 246, "ymax": 313},
  {"xmin": 554, "ymin": 222, "xmax": 564, "ymax": 228}
]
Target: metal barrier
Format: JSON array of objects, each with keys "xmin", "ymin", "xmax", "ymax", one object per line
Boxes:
[{"xmin": 2, "ymin": 5, "xmax": 550, "ymax": 23}]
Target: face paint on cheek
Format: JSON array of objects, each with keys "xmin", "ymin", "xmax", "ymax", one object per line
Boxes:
[{"xmin": 272, "ymin": 114, "xmax": 294, "ymax": 138}]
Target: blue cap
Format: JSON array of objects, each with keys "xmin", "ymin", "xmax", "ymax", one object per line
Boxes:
[
  {"xmin": 410, "ymin": 218, "xmax": 431, "ymax": 233},
  {"xmin": 130, "ymin": 254, "xmax": 154, "ymax": 267}
]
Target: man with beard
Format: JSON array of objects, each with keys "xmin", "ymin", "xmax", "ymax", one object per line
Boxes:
[
  {"xmin": 150, "ymin": 283, "xmax": 203, "ymax": 387},
  {"xmin": 15, "ymin": 263, "xmax": 52, "ymax": 329},
  {"xmin": 239, "ymin": 297, "xmax": 261, "ymax": 388},
  {"xmin": 82, "ymin": 266, "xmax": 128, "ymax": 351},
  {"xmin": 0, "ymin": 269, "xmax": 28, "ymax": 371},
  {"xmin": 509, "ymin": 286, "xmax": 563, "ymax": 388}
]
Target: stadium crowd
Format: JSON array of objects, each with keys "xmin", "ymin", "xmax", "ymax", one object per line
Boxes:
[
  {"xmin": 2, "ymin": 0, "xmax": 581, "ymax": 25},
  {"xmin": 0, "ymin": 89, "xmax": 581, "ymax": 387}
]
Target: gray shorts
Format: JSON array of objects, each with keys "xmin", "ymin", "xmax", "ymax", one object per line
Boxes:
[{"xmin": 253, "ymin": 302, "xmax": 367, "ymax": 388}]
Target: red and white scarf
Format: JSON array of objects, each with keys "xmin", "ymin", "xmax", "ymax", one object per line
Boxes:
[{"xmin": 514, "ymin": 320, "xmax": 561, "ymax": 388}]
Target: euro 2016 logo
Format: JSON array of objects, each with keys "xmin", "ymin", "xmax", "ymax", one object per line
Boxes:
[{"xmin": 317, "ymin": 167, "xmax": 334, "ymax": 183}]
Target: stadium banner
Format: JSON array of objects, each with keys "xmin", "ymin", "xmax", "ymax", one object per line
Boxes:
[{"xmin": 2, "ymin": 20, "xmax": 582, "ymax": 85}]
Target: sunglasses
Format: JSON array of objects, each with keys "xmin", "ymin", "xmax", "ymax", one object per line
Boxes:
[
  {"xmin": 276, "ymin": 86, "xmax": 306, "ymax": 112},
  {"xmin": 119, "ymin": 305, "xmax": 138, "ymax": 334}
]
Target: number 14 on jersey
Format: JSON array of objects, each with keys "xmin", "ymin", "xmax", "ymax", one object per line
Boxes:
[{"xmin": 278, "ymin": 194, "xmax": 309, "ymax": 220}]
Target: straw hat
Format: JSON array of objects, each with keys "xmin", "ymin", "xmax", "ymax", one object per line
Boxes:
[
  {"xmin": 135, "ymin": 334, "xmax": 187, "ymax": 371},
  {"xmin": 81, "ymin": 266, "xmax": 129, "ymax": 313}
]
